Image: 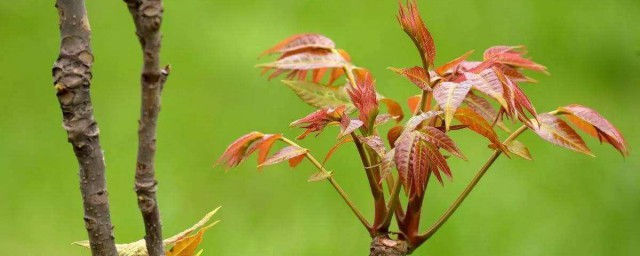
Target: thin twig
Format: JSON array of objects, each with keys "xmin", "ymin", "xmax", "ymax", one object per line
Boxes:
[
  {"xmin": 415, "ymin": 125, "xmax": 529, "ymax": 246},
  {"xmin": 280, "ymin": 137, "xmax": 373, "ymax": 233},
  {"xmin": 123, "ymin": 0, "xmax": 168, "ymax": 255},
  {"xmin": 52, "ymin": 1, "xmax": 118, "ymax": 255}
]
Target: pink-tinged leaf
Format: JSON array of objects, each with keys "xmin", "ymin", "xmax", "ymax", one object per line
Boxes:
[
  {"xmin": 322, "ymin": 136, "xmax": 354, "ymax": 165},
  {"xmin": 379, "ymin": 149, "xmax": 396, "ymax": 182},
  {"xmin": 347, "ymin": 70, "xmax": 379, "ymax": 128},
  {"xmin": 338, "ymin": 117, "xmax": 364, "ymax": 138},
  {"xmin": 558, "ymin": 104, "xmax": 629, "ymax": 156},
  {"xmin": 397, "ymin": 0, "xmax": 436, "ymax": 69},
  {"xmin": 484, "ymin": 45, "xmax": 548, "ymax": 74},
  {"xmin": 403, "ymin": 110, "xmax": 443, "ymax": 134},
  {"xmin": 216, "ymin": 132, "xmax": 264, "ymax": 169},
  {"xmin": 257, "ymin": 51, "xmax": 347, "ymax": 71},
  {"xmin": 407, "ymin": 95, "xmax": 421, "ymax": 114},
  {"xmin": 290, "ymin": 106, "xmax": 346, "ymax": 139},
  {"xmin": 433, "ymin": 81, "xmax": 472, "ymax": 130},
  {"xmin": 308, "ymin": 171, "xmax": 333, "ymax": 182},
  {"xmin": 464, "ymin": 92, "xmax": 510, "ymax": 132},
  {"xmin": 260, "ymin": 146, "xmax": 309, "ymax": 167},
  {"xmin": 419, "ymin": 126, "xmax": 466, "ymax": 160},
  {"xmin": 495, "ymin": 67, "xmax": 537, "ymax": 123},
  {"xmin": 531, "ymin": 113, "xmax": 594, "ymax": 156},
  {"xmin": 484, "ymin": 45, "xmax": 526, "ymax": 60},
  {"xmin": 494, "ymin": 63, "xmax": 536, "ymax": 83},
  {"xmin": 288, "ymin": 154, "xmax": 306, "ymax": 168},
  {"xmin": 282, "ymin": 80, "xmax": 354, "ymax": 112},
  {"xmin": 454, "ymin": 108, "xmax": 502, "ymax": 148},
  {"xmin": 394, "ymin": 131, "xmax": 430, "ymax": 196},
  {"xmin": 389, "ymin": 66, "xmax": 431, "ymax": 91},
  {"xmin": 358, "ymin": 135, "xmax": 387, "ymax": 157},
  {"xmin": 375, "ymin": 114, "xmax": 394, "ymax": 127},
  {"xmin": 246, "ymin": 134, "xmax": 283, "ymax": 169},
  {"xmin": 260, "ymin": 33, "xmax": 336, "ymax": 57},
  {"xmin": 464, "ymin": 70, "xmax": 509, "ymax": 109},
  {"xmin": 435, "ymin": 50, "xmax": 474, "ymax": 75},
  {"xmin": 379, "ymin": 98, "xmax": 404, "ymax": 123},
  {"xmin": 387, "ymin": 126, "xmax": 404, "ymax": 148},
  {"xmin": 425, "ymin": 144, "xmax": 452, "ymax": 185}
]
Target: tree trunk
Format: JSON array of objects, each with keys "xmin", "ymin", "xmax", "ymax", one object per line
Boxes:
[
  {"xmin": 52, "ymin": 0, "xmax": 118, "ymax": 255},
  {"xmin": 123, "ymin": 0, "xmax": 168, "ymax": 255},
  {"xmin": 370, "ymin": 235, "xmax": 409, "ymax": 256}
]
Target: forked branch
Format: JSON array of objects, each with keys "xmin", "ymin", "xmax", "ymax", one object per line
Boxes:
[
  {"xmin": 52, "ymin": 0, "xmax": 118, "ymax": 255},
  {"xmin": 123, "ymin": 0, "xmax": 169, "ymax": 255}
]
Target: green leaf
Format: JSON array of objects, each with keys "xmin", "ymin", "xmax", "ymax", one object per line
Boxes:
[{"xmin": 281, "ymin": 80, "xmax": 355, "ymax": 112}]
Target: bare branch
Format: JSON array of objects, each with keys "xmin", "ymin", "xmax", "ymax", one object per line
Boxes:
[
  {"xmin": 52, "ymin": 0, "xmax": 117, "ymax": 255},
  {"xmin": 123, "ymin": 0, "xmax": 168, "ymax": 255}
]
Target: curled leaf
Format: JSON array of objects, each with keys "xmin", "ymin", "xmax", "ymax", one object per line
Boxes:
[
  {"xmin": 216, "ymin": 132, "xmax": 264, "ymax": 169},
  {"xmin": 557, "ymin": 104, "xmax": 629, "ymax": 156},
  {"xmin": 531, "ymin": 113, "xmax": 593, "ymax": 156},
  {"xmin": 322, "ymin": 136, "xmax": 354, "ymax": 165},
  {"xmin": 435, "ymin": 50, "xmax": 474, "ymax": 75},
  {"xmin": 418, "ymin": 126, "xmax": 466, "ymax": 160},
  {"xmin": 347, "ymin": 70, "xmax": 379, "ymax": 128},
  {"xmin": 379, "ymin": 97, "xmax": 404, "ymax": 122},
  {"xmin": 257, "ymin": 51, "xmax": 347, "ymax": 71},
  {"xmin": 261, "ymin": 33, "xmax": 336, "ymax": 57},
  {"xmin": 454, "ymin": 108, "xmax": 503, "ymax": 149},
  {"xmin": 398, "ymin": 0, "xmax": 436, "ymax": 69}
]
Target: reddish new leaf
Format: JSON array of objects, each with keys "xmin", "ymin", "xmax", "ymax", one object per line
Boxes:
[
  {"xmin": 531, "ymin": 113, "xmax": 593, "ymax": 156},
  {"xmin": 419, "ymin": 126, "xmax": 466, "ymax": 160},
  {"xmin": 216, "ymin": 132, "xmax": 264, "ymax": 169},
  {"xmin": 338, "ymin": 117, "xmax": 364, "ymax": 138},
  {"xmin": 403, "ymin": 110, "xmax": 442, "ymax": 134},
  {"xmin": 359, "ymin": 135, "xmax": 387, "ymax": 157},
  {"xmin": 435, "ymin": 50, "xmax": 474, "ymax": 75},
  {"xmin": 387, "ymin": 125, "xmax": 404, "ymax": 148},
  {"xmin": 464, "ymin": 92, "xmax": 510, "ymax": 132},
  {"xmin": 424, "ymin": 143, "xmax": 452, "ymax": 185},
  {"xmin": 260, "ymin": 33, "xmax": 336, "ymax": 57},
  {"xmin": 288, "ymin": 154, "xmax": 306, "ymax": 168},
  {"xmin": 257, "ymin": 51, "xmax": 347, "ymax": 71},
  {"xmin": 464, "ymin": 69, "xmax": 508, "ymax": 109},
  {"xmin": 290, "ymin": 106, "xmax": 345, "ymax": 139},
  {"xmin": 374, "ymin": 114, "xmax": 394, "ymax": 127},
  {"xmin": 322, "ymin": 136, "xmax": 354, "ymax": 165},
  {"xmin": 389, "ymin": 66, "xmax": 431, "ymax": 91},
  {"xmin": 407, "ymin": 95, "xmax": 421, "ymax": 114},
  {"xmin": 433, "ymin": 81, "xmax": 472, "ymax": 130},
  {"xmin": 394, "ymin": 131, "xmax": 430, "ymax": 195},
  {"xmin": 504, "ymin": 140, "xmax": 532, "ymax": 160},
  {"xmin": 246, "ymin": 134, "xmax": 283, "ymax": 169},
  {"xmin": 558, "ymin": 104, "xmax": 629, "ymax": 156},
  {"xmin": 260, "ymin": 146, "xmax": 309, "ymax": 167},
  {"xmin": 347, "ymin": 71, "xmax": 379, "ymax": 128},
  {"xmin": 398, "ymin": 0, "xmax": 436, "ymax": 69},
  {"xmin": 454, "ymin": 108, "xmax": 502, "ymax": 148},
  {"xmin": 484, "ymin": 45, "xmax": 548, "ymax": 74},
  {"xmin": 379, "ymin": 98, "xmax": 404, "ymax": 123}
]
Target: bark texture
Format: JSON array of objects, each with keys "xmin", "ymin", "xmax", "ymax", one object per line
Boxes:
[
  {"xmin": 124, "ymin": 0, "xmax": 168, "ymax": 255},
  {"xmin": 370, "ymin": 235, "xmax": 409, "ymax": 256},
  {"xmin": 52, "ymin": 0, "xmax": 118, "ymax": 255}
]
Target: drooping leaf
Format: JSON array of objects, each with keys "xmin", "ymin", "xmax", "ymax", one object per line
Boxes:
[
  {"xmin": 379, "ymin": 97, "xmax": 404, "ymax": 122},
  {"xmin": 387, "ymin": 125, "xmax": 404, "ymax": 148},
  {"xmin": 347, "ymin": 70, "xmax": 379, "ymax": 128},
  {"xmin": 407, "ymin": 95, "xmax": 421, "ymax": 114},
  {"xmin": 288, "ymin": 154, "xmax": 306, "ymax": 168},
  {"xmin": 433, "ymin": 81, "xmax": 472, "ymax": 130},
  {"xmin": 557, "ymin": 104, "xmax": 629, "ymax": 156},
  {"xmin": 504, "ymin": 140, "xmax": 532, "ymax": 160},
  {"xmin": 216, "ymin": 132, "xmax": 264, "ymax": 169},
  {"xmin": 463, "ymin": 70, "xmax": 508, "ymax": 109},
  {"xmin": 531, "ymin": 113, "xmax": 593, "ymax": 156},
  {"xmin": 338, "ymin": 117, "xmax": 364, "ymax": 138},
  {"xmin": 464, "ymin": 92, "xmax": 510, "ymax": 132},
  {"xmin": 358, "ymin": 135, "xmax": 387, "ymax": 157},
  {"xmin": 397, "ymin": 0, "xmax": 436, "ymax": 69},
  {"xmin": 322, "ymin": 136, "xmax": 354, "ymax": 165},
  {"xmin": 308, "ymin": 170, "xmax": 333, "ymax": 182},
  {"xmin": 259, "ymin": 146, "xmax": 309, "ymax": 167},
  {"xmin": 495, "ymin": 67, "xmax": 538, "ymax": 123},
  {"xmin": 418, "ymin": 126, "xmax": 466, "ymax": 160},
  {"xmin": 435, "ymin": 50, "xmax": 474, "ymax": 75},
  {"xmin": 246, "ymin": 134, "xmax": 282, "ymax": 169},
  {"xmin": 281, "ymin": 80, "xmax": 354, "ymax": 111},
  {"xmin": 389, "ymin": 66, "xmax": 431, "ymax": 91},
  {"xmin": 454, "ymin": 108, "xmax": 502, "ymax": 148},
  {"xmin": 394, "ymin": 131, "xmax": 430, "ymax": 195},
  {"xmin": 257, "ymin": 51, "xmax": 347, "ymax": 71},
  {"xmin": 424, "ymin": 143, "xmax": 452, "ymax": 185},
  {"xmin": 260, "ymin": 33, "xmax": 336, "ymax": 57},
  {"xmin": 75, "ymin": 208, "xmax": 221, "ymax": 256}
]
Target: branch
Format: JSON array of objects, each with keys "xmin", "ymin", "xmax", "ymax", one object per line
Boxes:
[
  {"xmin": 414, "ymin": 125, "xmax": 529, "ymax": 247},
  {"xmin": 124, "ymin": 0, "xmax": 168, "ymax": 255},
  {"xmin": 52, "ymin": 1, "xmax": 118, "ymax": 255},
  {"xmin": 281, "ymin": 137, "xmax": 373, "ymax": 233}
]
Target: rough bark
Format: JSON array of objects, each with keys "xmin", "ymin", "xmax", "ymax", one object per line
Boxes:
[
  {"xmin": 123, "ymin": 0, "xmax": 168, "ymax": 255},
  {"xmin": 52, "ymin": 0, "xmax": 118, "ymax": 255},
  {"xmin": 370, "ymin": 235, "xmax": 409, "ymax": 256}
]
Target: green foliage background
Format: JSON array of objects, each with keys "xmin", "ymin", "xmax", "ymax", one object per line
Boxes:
[{"xmin": 0, "ymin": 0, "xmax": 638, "ymax": 255}]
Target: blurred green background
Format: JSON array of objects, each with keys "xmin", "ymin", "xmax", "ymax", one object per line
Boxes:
[{"xmin": 0, "ymin": 0, "xmax": 638, "ymax": 255}]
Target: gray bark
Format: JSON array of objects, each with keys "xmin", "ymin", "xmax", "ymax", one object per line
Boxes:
[
  {"xmin": 370, "ymin": 235, "xmax": 409, "ymax": 256},
  {"xmin": 123, "ymin": 0, "xmax": 169, "ymax": 255},
  {"xmin": 52, "ymin": 0, "xmax": 118, "ymax": 255}
]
